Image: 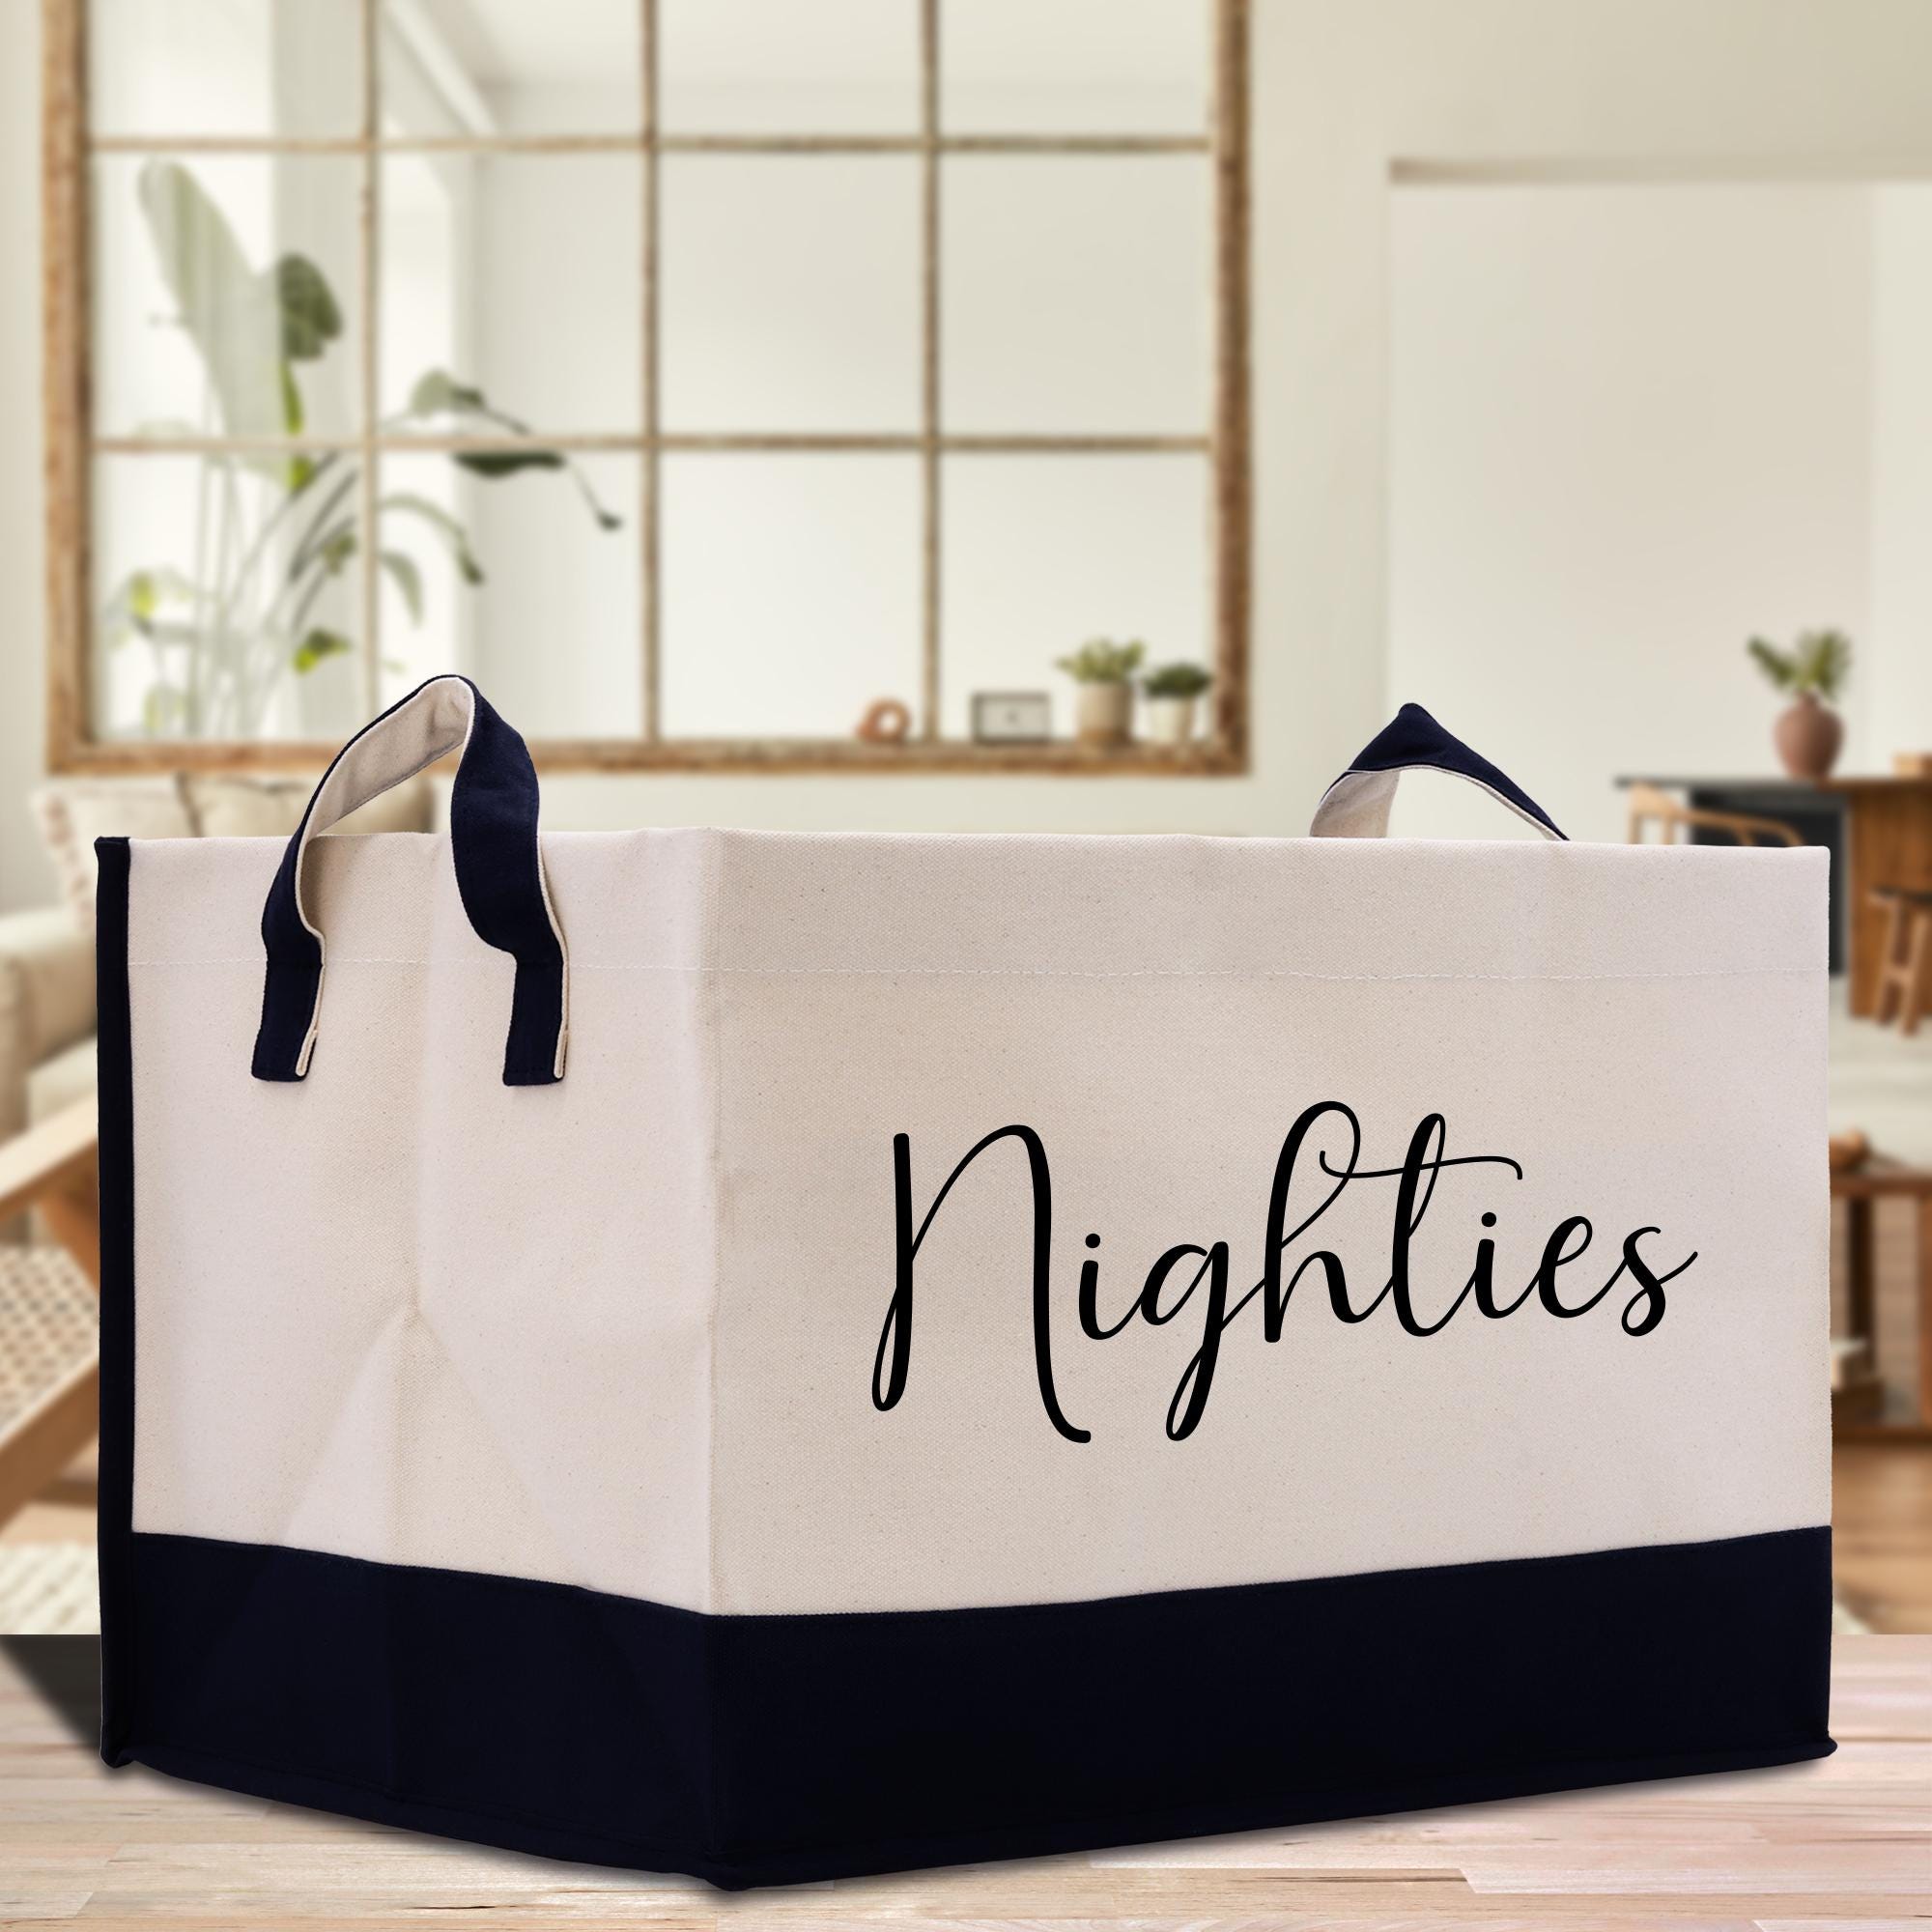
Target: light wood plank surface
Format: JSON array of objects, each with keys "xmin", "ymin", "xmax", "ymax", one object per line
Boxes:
[
  {"xmin": 0, "ymin": 1636, "xmax": 1924, "ymax": 1930},
  {"xmin": 0, "ymin": 1102, "xmax": 95, "ymax": 1233},
  {"xmin": 1834, "ymin": 1443, "xmax": 1932, "ymax": 1632}
]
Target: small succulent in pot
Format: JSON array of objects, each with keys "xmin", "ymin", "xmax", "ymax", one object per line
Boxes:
[
  {"xmin": 1747, "ymin": 629, "xmax": 1851, "ymax": 781},
  {"xmin": 1055, "ymin": 638, "xmax": 1147, "ymax": 747},
  {"xmin": 1141, "ymin": 662, "xmax": 1213, "ymax": 746}
]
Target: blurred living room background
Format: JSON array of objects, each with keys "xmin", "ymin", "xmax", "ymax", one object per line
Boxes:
[{"xmin": 0, "ymin": 0, "xmax": 1928, "ymax": 1634}]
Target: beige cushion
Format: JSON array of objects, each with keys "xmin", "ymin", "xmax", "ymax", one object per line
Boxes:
[
  {"xmin": 0, "ymin": 907, "xmax": 94, "ymax": 1069},
  {"xmin": 0, "ymin": 907, "xmax": 95, "ymax": 1145},
  {"xmin": 27, "ymin": 1035, "xmax": 97, "ymax": 1122},
  {"xmin": 31, "ymin": 780, "xmax": 193, "ymax": 933},
  {"xmin": 32, "ymin": 775, "xmax": 434, "ymax": 932},
  {"xmin": 183, "ymin": 773, "xmax": 431, "ymax": 842},
  {"xmin": 14, "ymin": 1041, "xmax": 97, "ymax": 1245}
]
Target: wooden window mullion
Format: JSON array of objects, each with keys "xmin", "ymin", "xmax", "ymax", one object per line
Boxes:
[
  {"xmin": 1210, "ymin": 0, "xmax": 1250, "ymax": 760},
  {"xmin": 919, "ymin": 0, "xmax": 941, "ymax": 740},
  {"xmin": 52, "ymin": 0, "xmax": 1249, "ymax": 775},
  {"xmin": 43, "ymin": 0, "xmax": 89, "ymax": 771},
  {"xmin": 640, "ymin": 0, "xmax": 661, "ymax": 741},
  {"xmin": 356, "ymin": 0, "xmax": 381, "ymax": 715}
]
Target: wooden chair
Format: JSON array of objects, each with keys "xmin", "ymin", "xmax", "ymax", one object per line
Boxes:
[
  {"xmin": 1872, "ymin": 886, "xmax": 1932, "ymax": 1037},
  {"xmin": 1625, "ymin": 782, "xmax": 1804, "ymax": 849},
  {"xmin": 0, "ymin": 1102, "xmax": 99, "ymax": 1530}
]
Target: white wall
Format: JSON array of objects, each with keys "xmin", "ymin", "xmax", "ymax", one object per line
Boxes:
[
  {"xmin": 1264, "ymin": 0, "xmax": 1932, "ymax": 844},
  {"xmin": 1389, "ymin": 185, "xmax": 1878, "ymax": 844},
  {"xmin": 1869, "ymin": 184, "xmax": 1932, "ymax": 767},
  {"xmin": 0, "ymin": 5, "xmax": 48, "ymax": 911},
  {"xmin": 455, "ymin": 77, "xmax": 1210, "ymax": 750},
  {"xmin": 13, "ymin": 3, "xmax": 1932, "ymax": 907},
  {"xmin": 549, "ymin": 0, "xmax": 1932, "ymax": 838}
]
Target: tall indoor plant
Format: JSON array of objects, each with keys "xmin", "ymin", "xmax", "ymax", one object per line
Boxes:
[{"xmin": 102, "ymin": 160, "xmax": 618, "ymax": 740}]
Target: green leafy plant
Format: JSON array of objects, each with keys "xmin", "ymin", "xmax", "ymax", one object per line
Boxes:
[
  {"xmin": 1055, "ymin": 638, "xmax": 1146, "ymax": 685},
  {"xmin": 1747, "ymin": 629, "xmax": 1852, "ymax": 704},
  {"xmin": 102, "ymin": 159, "xmax": 620, "ymax": 739},
  {"xmin": 1142, "ymin": 662, "xmax": 1212, "ymax": 699}
]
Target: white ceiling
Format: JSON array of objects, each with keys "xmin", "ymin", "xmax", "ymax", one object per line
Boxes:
[
  {"xmin": 405, "ymin": 0, "xmax": 1205, "ymax": 94},
  {"xmin": 416, "ymin": 0, "xmax": 916, "ymax": 87},
  {"xmin": 409, "ymin": 0, "xmax": 631, "ymax": 85}
]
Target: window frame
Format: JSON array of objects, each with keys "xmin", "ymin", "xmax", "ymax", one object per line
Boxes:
[{"xmin": 42, "ymin": 0, "xmax": 1251, "ymax": 775}]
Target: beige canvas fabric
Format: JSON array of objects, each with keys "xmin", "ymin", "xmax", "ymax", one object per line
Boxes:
[
  {"xmin": 35, "ymin": 779, "xmax": 194, "ymax": 930},
  {"xmin": 30, "ymin": 775, "xmax": 430, "ymax": 935},
  {"xmin": 124, "ymin": 825, "xmax": 1830, "ymax": 1616},
  {"xmin": 183, "ymin": 773, "xmax": 432, "ymax": 841}
]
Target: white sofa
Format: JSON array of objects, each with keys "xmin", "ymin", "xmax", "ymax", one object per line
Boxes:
[
  {"xmin": 0, "ymin": 773, "xmax": 435, "ymax": 1198},
  {"xmin": 0, "ymin": 905, "xmax": 96, "ymax": 1147}
]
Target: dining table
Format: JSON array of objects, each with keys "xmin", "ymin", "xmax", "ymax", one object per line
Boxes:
[{"xmin": 1616, "ymin": 772, "xmax": 1932, "ymax": 1012}]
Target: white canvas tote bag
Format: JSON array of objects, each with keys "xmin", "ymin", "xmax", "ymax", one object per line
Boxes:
[{"xmin": 95, "ymin": 677, "xmax": 1833, "ymax": 1888}]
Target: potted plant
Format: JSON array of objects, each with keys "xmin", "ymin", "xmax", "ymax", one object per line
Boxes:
[
  {"xmin": 1747, "ymin": 630, "xmax": 1852, "ymax": 781},
  {"xmin": 1142, "ymin": 662, "xmax": 1213, "ymax": 745},
  {"xmin": 100, "ymin": 161, "xmax": 620, "ymax": 741},
  {"xmin": 1056, "ymin": 639, "xmax": 1146, "ymax": 747}
]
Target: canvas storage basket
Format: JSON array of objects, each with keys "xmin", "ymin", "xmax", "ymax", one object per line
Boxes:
[{"xmin": 95, "ymin": 677, "xmax": 1833, "ymax": 1888}]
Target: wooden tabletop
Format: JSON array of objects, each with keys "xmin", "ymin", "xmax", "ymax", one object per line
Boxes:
[
  {"xmin": 0, "ymin": 1101, "xmax": 96, "ymax": 1231},
  {"xmin": 1833, "ymin": 1155, "xmax": 1932, "ymax": 1198},
  {"xmin": 1617, "ymin": 774, "xmax": 1932, "ymax": 794},
  {"xmin": 1, "ymin": 1635, "xmax": 1924, "ymax": 1930}
]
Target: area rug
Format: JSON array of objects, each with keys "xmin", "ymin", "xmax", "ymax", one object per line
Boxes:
[{"xmin": 0, "ymin": 1543, "xmax": 98, "ymax": 1634}]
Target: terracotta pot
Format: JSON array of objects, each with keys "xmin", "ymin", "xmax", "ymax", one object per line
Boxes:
[
  {"xmin": 1074, "ymin": 681, "xmax": 1133, "ymax": 748},
  {"xmin": 1773, "ymin": 692, "xmax": 1843, "ymax": 781},
  {"xmin": 1145, "ymin": 694, "xmax": 1198, "ymax": 745}
]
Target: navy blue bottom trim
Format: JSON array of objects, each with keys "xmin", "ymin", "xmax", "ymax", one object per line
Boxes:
[{"xmin": 106, "ymin": 1525, "xmax": 1833, "ymax": 1889}]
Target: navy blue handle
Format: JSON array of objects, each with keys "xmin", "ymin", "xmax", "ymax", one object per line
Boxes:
[
  {"xmin": 252, "ymin": 675, "xmax": 568, "ymax": 1086},
  {"xmin": 1311, "ymin": 702, "xmax": 1567, "ymax": 841}
]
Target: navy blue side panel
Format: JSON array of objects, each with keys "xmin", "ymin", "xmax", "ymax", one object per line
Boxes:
[
  {"xmin": 1340, "ymin": 702, "xmax": 1568, "ymax": 838},
  {"xmin": 113, "ymin": 1526, "xmax": 1833, "ymax": 1890},
  {"xmin": 92, "ymin": 837, "xmax": 136, "ymax": 1766},
  {"xmin": 251, "ymin": 676, "xmax": 562, "ymax": 1087}
]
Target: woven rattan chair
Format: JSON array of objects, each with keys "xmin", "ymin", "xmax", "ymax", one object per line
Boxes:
[
  {"xmin": 1871, "ymin": 886, "xmax": 1932, "ymax": 1037},
  {"xmin": 1624, "ymin": 781, "xmax": 1804, "ymax": 849},
  {"xmin": 0, "ymin": 1103, "xmax": 99, "ymax": 1529}
]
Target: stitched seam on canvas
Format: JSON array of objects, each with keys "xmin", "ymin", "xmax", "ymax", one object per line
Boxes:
[
  {"xmin": 133, "ymin": 1521, "xmax": 1828, "ymax": 1625},
  {"xmin": 127, "ymin": 958, "xmax": 1818, "ymax": 982}
]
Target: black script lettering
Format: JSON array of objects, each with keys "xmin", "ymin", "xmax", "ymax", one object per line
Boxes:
[
  {"xmin": 1334, "ymin": 1121, "xmax": 1526, "ymax": 1330},
  {"xmin": 1264, "ymin": 1102, "xmax": 1360, "ymax": 1334},
  {"xmin": 1534, "ymin": 1215, "xmax": 1605, "ymax": 1317},
  {"xmin": 1370, "ymin": 1115, "xmax": 1475, "ymax": 1334},
  {"xmin": 1158, "ymin": 1242, "xmax": 1234, "ymax": 1441},
  {"xmin": 874, "ymin": 1110, "xmax": 1699, "ymax": 1444},
  {"xmin": 1469, "ymin": 1209, "xmax": 1536, "ymax": 1318},
  {"xmin": 1607, "ymin": 1226, "xmax": 1697, "ymax": 1337},
  {"xmin": 1173, "ymin": 1103, "xmax": 1360, "ymax": 1440},
  {"xmin": 1079, "ymin": 1235, "xmax": 1139, "ymax": 1340},
  {"xmin": 875, "ymin": 1124, "xmax": 1088, "ymax": 1444}
]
